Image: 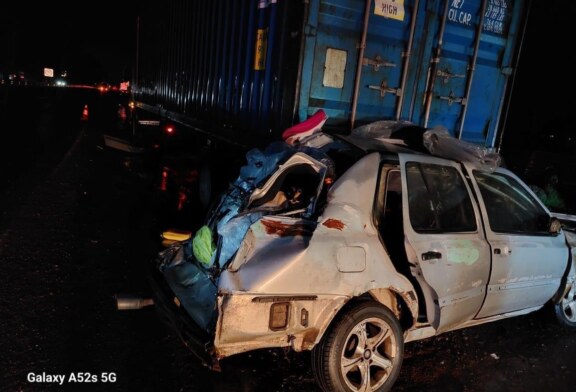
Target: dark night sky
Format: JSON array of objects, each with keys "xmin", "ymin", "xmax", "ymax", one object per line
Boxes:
[
  {"xmin": 504, "ymin": 1, "xmax": 576, "ymax": 147},
  {"xmin": 0, "ymin": 1, "xmax": 143, "ymax": 84}
]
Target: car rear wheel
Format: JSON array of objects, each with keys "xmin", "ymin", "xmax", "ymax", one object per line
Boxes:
[
  {"xmin": 312, "ymin": 302, "xmax": 403, "ymax": 392},
  {"xmin": 554, "ymin": 283, "xmax": 576, "ymax": 328}
]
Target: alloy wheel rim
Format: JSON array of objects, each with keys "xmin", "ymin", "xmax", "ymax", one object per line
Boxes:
[
  {"xmin": 340, "ymin": 317, "xmax": 397, "ymax": 392},
  {"xmin": 561, "ymin": 284, "xmax": 576, "ymax": 322}
]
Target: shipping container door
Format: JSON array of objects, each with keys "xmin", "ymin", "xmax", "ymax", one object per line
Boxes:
[
  {"xmin": 298, "ymin": 0, "xmax": 420, "ymax": 128},
  {"xmin": 410, "ymin": 0, "xmax": 524, "ymax": 145},
  {"xmin": 470, "ymin": 0, "xmax": 524, "ymax": 146},
  {"xmin": 357, "ymin": 0, "xmax": 422, "ymax": 125}
]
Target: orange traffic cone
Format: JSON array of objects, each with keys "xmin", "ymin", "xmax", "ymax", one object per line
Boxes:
[{"xmin": 81, "ymin": 104, "xmax": 89, "ymax": 121}]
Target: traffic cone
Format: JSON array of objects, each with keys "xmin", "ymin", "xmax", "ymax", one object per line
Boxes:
[{"xmin": 81, "ymin": 104, "xmax": 89, "ymax": 121}]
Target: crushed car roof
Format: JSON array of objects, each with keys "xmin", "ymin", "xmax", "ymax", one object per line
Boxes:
[{"xmin": 327, "ymin": 120, "xmax": 501, "ymax": 170}]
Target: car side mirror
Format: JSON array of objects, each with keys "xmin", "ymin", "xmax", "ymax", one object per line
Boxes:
[{"xmin": 549, "ymin": 217, "xmax": 562, "ymax": 235}]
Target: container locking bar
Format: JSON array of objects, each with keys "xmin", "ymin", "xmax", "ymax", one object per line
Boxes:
[
  {"xmin": 436, "ymin": 69, "xmax": 466, "ymax": 84},
  {"xmin": 368, "ymin": 80, "xmax": 401, "ymax": 98},
  {"xmin": 362, "ymin": 55, "xmax": 396, "ymax": 72},
  {"xmin": 437, "ymin": 92, "xmax": 467, "ymax": 106}
]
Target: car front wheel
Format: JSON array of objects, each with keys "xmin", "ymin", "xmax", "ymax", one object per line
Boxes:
[
  {"xmin": 312, "ymin": 302, "xmax": 404, "ymax": 392},
  {"xmin": 555, "ymin": 283, "xmax": 576, "ymax": 328}
]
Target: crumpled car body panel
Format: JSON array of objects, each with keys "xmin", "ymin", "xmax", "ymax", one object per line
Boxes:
[
  {"xmin": 214, "ymin": 153, "xmax": 419, "ymax": 356},
  {"xmin": 153, "ymin": 126, "xmax": 576, "ymax": 367},
  {"xmin": 156, "ymin": 151, "xmax": 420, "ymax": 360}
]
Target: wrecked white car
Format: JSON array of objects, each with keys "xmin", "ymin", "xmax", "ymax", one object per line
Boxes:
[{"xmin": 150, "ymin": 122, "xmax": 576, "ymax": 392}]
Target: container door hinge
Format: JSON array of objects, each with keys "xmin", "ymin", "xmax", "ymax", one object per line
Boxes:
[
  {"xmin": 437, "ymin": 91, "xmax": 467, "ymax": 106},
  {"xmin": 304, "ymin": 24, "xmax": 317, "ymax": 36},
  {"xmin": 501, "ymin": 66, "xmax": 514, "ymax": 76},
  {"xmin": 436, "ymin": 69, "xmax": 466, "ymax": 84},
  {"xmin": 362, "ymin": 55, "xmax": 396, "ymax": 72},
  {"xmin": 368, "ymin": 80, "xmax": 401, "ymax": 97}
]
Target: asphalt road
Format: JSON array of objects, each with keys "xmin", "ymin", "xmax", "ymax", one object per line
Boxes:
[{"xmin": 1, "ymin": 87, "xmax": 575, "ymax": 391}]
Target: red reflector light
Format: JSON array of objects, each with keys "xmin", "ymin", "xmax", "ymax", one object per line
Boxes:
[
  {"xmin": 118, "ymin": 106, "xmax": 127, "ymax": 120},
  {"xmin": 81, "ymin": 105, "xmax": 89, "ymax": 121},
  {"xmin": 177, "ymin": 191, "xmax": 187, "ymax": 211},
  {"xmin": 160, "ymin": 169, "xmax": 168, "ymax": 192}
]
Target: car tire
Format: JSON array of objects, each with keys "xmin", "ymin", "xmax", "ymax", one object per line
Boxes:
[
  {"xmin": 312, "ymin": 302, "xmax": 404, "ymax": 392},
  {"xmin": 554, "ymin": 283, "xmax": 576, "ymax": 328}
]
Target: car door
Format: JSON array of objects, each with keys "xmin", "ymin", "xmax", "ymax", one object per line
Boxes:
[
  {"xmin": 399, "ymin": 154, "xmax": 490, "ymax": 333},
  {"xmin": 464, "ymin": 165, "xmax": 569, "ymax": 318}
]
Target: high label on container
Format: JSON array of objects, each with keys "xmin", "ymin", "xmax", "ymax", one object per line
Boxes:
[{"xmin": 374, "ymin": 0, "xmax": 405, "ymax": 21}]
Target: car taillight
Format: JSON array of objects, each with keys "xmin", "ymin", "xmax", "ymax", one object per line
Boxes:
[
  {"xmin": 269, "ymin": 302, "xmax": 290, "ymax": 330},
  {"xmin": 165, "ymin": 125, "xmax": 175, "ymax": 135}
]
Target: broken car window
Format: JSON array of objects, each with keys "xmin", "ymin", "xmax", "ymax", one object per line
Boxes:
[
  {"xmin": 248, "ymin": 164, "xmax": 321, "ymax": 216},
  {"xmin": 406, "ymin": 162, "xmax": 476, "ymax": 233}
]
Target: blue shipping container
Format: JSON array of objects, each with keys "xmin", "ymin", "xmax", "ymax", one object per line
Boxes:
[
  {"xmin": 134, "ymin": 0, "xmax": 526, "ymax": 147},
  {"xmin": 298, "ymin": 0, "xmax": 525, "ymax": 145}
]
